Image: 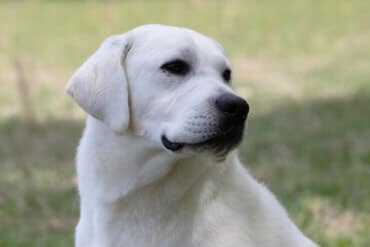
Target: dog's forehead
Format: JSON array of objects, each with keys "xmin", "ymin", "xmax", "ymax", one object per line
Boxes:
[{"xmin": 131, "ymin": 25, "xmax": 228, "ymax": 63}]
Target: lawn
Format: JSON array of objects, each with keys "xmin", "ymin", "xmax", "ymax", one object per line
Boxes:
[{"xmin": 0, "ymin": 1, "xmax": 369, "ymax": 246}]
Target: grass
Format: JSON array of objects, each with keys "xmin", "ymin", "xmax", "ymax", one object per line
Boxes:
[{"xmin": 0, "ymin": 1, "xmax": 369, "ymax": 246}]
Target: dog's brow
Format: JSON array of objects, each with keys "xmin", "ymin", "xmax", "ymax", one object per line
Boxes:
[
  {"xmin": 211, "ymin": 56, "xmax": 231, "ymax": 72},
  {"xmin": 163, "ymin": 48, "xmax": 195, "ymax": 63}
]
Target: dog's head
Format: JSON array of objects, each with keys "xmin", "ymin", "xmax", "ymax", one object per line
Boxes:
[{"xmin": 66, "ymin": 25, "xmax": 249, "ymax": 158}]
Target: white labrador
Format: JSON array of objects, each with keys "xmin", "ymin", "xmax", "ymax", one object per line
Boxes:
[{"xmin": 66, "ymin": 24, "xmax": 317, "ymax": 247}]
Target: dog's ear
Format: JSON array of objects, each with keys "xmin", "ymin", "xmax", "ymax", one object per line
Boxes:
[{"xmin": 66, "ymin": 35, "xmax": 131, "ymax": 134}]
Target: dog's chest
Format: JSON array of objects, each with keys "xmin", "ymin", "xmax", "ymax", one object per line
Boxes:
[{"xmin": 94, "ymin": 191, "xmax": 196, "ymax": 247}]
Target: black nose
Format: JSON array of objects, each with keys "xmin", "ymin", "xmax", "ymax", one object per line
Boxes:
[{"xmin": 215, "ymin": 93, "xmax": 249, "ymax": 120}]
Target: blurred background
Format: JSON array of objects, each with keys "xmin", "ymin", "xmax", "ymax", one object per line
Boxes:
[{"xmin": 0, "ymin": 0, "xmax": 369, "ymax": 246}]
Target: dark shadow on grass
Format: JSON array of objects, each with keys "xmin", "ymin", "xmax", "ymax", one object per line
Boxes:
[
  {"xmin": 240, "ymin": 91, "xmax": 370, "ymax": 213},
  {"xmin": 0, "ymin": 117, "xmax": 83, "ymax": 167},
  {"xmin": 0, "ymin": 118, "xmax": 83, "ymax": 246}
]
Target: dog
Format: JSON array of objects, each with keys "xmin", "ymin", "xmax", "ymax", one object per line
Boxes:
[{"xmin": 66, "ymin": 24, "xmax": 317, "ymax": 247}]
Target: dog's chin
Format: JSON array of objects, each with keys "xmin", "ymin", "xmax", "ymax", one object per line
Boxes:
[{"xmin": 161, "ymin": 125, "xmax": 245, "ymax": 159}]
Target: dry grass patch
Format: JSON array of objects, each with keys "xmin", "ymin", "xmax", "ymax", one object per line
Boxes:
[{"xmin": 233, "ymin": 56, "xmax": 301, "ymax": 98}]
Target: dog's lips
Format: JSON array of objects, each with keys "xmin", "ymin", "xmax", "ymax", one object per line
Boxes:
[
  {"xmin": 161, "ymin": 134, "xmax": 218, "ymax": 152},
  {"xmin": 161, "ymin": 135, "xmax": 184, "ymax": 151},
  {"xmin": 161, "ymin": 130, "xmax": 241, "ymax": 153},
  {"xmin": 162, "ymin": 121, "xmax": 246, "ymax": 155}
]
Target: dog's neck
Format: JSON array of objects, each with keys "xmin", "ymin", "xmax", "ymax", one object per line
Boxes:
[
  {"xmin": 78, "ymin": 118, "xmax": 241, "ymax": 246},
  {"xmin": 79, "ymin": 117, "xmax": 226, "ymax": 204}
]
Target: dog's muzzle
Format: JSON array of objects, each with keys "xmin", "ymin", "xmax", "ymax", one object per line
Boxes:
[{"xmin": 162, "ymin": 93, "xmax": 249, "ymax": 156}]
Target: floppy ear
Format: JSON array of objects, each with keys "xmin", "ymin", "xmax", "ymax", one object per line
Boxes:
[{"xmin": 66, "ymin": 35, "xmax": 131, "ymax": 134}]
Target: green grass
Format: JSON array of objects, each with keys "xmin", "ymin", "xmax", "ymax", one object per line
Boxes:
[{"xmin": 0, "ymin": 1, "xmax": 369, "ymax": 246}]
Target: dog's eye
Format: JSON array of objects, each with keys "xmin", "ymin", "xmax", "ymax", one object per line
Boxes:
[
  {"xmin": 222, "ymin": 69, "xmax": 231, "ymax": 83},
  {"xmin": 161, "ymin": 60, "xmax": 190, "ymax": 76}
]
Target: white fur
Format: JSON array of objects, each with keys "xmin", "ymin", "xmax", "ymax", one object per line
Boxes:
[{"xmin": 67, "ymin": 24, "xmax": 317, "ymax": 247}]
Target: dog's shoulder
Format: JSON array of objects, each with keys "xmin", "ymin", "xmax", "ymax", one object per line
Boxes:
[{"xmin": 191, "ymin": 154, "xmax": 316, "ymax": 247}]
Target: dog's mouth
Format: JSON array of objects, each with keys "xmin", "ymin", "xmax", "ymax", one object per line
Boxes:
[
  {"xmin": 161, "ymin": 123, "xmax": 245, "ymax": 156},
  {"xmin": 161, "ymin": 135, "xmax": 185, "ymax": 151}
]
